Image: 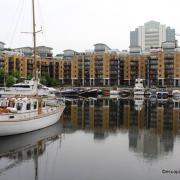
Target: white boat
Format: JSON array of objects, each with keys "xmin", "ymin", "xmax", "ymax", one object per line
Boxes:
[
  {"xmin": 0, "ymin": 79, "xmax": 56, "ymax": 97},
  {"xmin": 134, "ymin": 95, "xmax": 144, "ymax": 111},
  {"xmin": 149, "ymin": 94, "xmax": 157, "ymax": 103},
  {"xmin": 172, "ymin": 98, "xmax": 180, "ymax": 109},
  {"xmin": 0, "ymin": 96, "xmax": 65, "ymax": 136},
  {"xmin": 38, "ymin": 84, "xmax": 57, "ymax": 97},
  {"xmin": 156, "ymin": 89, "xmax": 169, "ymax": 100},
  {"xmin": 0, "ymin": 0, "xmax": 65, "ymax": 136},
  {"xmin": 134, "ymin": 79, "xmax": 144, "ymax": 95},
  {"xmin": 172, "ymin": 90, "xmax": 180, "ymax": 99},
  {"xmin": 110, "ymin": 89, "xmax": 120, "ymax": 95},
  {"xmin": 0, "ymin": 79, "xmax": 38, "ymax": 96}
]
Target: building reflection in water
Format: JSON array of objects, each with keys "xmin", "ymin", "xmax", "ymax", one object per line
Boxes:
[
  {"xmin": 61, "ymin": 98, "xmax": 180, "ymax": 160},
  {"xmin": 1, "ymin": 98, "xmax": 180, "ymax": 179}
]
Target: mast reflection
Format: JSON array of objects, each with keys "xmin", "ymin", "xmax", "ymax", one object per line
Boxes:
[{"xmin": 0, "ymin": 123, "xmax": 63, "ymax": 179}]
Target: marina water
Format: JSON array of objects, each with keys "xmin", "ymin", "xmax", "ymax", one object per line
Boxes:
[{"xmin": 0, "ymin": 98, "xmax": 180, "ymax": 180}]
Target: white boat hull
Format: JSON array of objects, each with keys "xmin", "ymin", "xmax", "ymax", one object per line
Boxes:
[
  {"xmin": 110, "ymin": 90, "xmax": 120, "ymax": 95},
  {"xmin": 134, "ymin": 92, "xmax": 144, "ymax": 95},
  {"xmin": 172, "ymin": 90, "xmax": 180, "ymax": 98},
  {"xmin": 133, "ymin": 79, "xmax": 144, "ymax": 96},
  {"xmin": 134, "ymin": 90, "xmax": 144, "ymax": 95},
  {"xmin": 173, "ymin": 94, "xmax": 180, "ymax": 98},
  {"xmin": 0, "ymin": 106, "xmax": 65, "ymax": 136}
]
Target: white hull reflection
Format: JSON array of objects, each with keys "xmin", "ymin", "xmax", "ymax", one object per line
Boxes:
[{"xmin": 134, "ymin": 95, "xmax": 144, "ymax": 111}]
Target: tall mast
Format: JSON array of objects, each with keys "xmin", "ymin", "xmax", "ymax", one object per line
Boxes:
[{"xmin": 32, "ymin": 0, "xmax": 37, "ymax": 80}]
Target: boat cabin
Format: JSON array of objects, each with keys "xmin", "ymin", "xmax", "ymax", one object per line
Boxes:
[
  {"xmin": 135, "ymin": 79, "xmax": 143, "ymax": 84},
  {"xmin": 0, "ymin": 97, "xmax": 45, "ymax": 114}
]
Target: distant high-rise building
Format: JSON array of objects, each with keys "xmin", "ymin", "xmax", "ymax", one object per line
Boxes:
[
  {"xmin": 130, "ymin": 28, "xmax": 139, "ymax": 47},
  {"xmin": 166, "ymin": 26, "xmax": 175, "ymax": 42},
  {"xmin": 0, "ymin": 41, "xmax": 5, "ymax": 50},
  {"xmin": 130, "ymin": 21, "xmax": 176, "ymax": 52}
]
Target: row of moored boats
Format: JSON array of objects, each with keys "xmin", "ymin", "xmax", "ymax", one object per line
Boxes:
[{"xmin": 134, "ymin": 79, "xmax": 180, "ymax": 99}]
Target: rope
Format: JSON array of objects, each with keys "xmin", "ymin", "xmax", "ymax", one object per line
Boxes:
[
  {"xmin": 36, "ymin": 0, "xmax": 48, "ymax": 46},
  {"xmin": 8, "ymin": 0, "xmax": 26, "ymax": 47}
]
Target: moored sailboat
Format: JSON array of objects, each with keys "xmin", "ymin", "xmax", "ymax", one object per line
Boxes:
[
  {"xmin": 0, "ymin": 0, "xmax": 65, "ymax": 136},
  {"xmin": 0, "ymin": 96, "xmax": 65, "ymax": 136}
]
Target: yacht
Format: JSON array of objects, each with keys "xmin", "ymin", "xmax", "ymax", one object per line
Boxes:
[
  {"xmin": 0, "ymin": 96, "xmax": 65, "ymax": 136},
  {"xmin": 134, "ymin": 79, "xmax": 144, "ymax": 95},
  {"xmin": 0, "ymin": 79, "xmax": 57, "ymax": 97},
  {"xmin": 0, "ymin": 79, "xmax": 38, "ymax": 97},
  {"xmin": 134, "ymin": 95, "xmax": 144, "ymax": 111}
]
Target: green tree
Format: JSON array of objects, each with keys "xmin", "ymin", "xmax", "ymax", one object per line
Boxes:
[
  {"xmin": 27, "ymin": 75, "xmax": 33, "ymax": 80},
  {"xmin": 0, "ymin": 68, "xmax": 5, "ymax": 85},
  {"xmin": 12, "ymin": 70, "xmax": 20, "ymax": 82},
  {"xmin": 40, "ymin": 74, "xmax": 60, "ymax": 87},
  {"xmin": 6, "ymin": 75, "xmax": 16, "ymax": 87},
  {"xmin": 40, "ymin": 76, "xmax": 47, "ymax": 86}
]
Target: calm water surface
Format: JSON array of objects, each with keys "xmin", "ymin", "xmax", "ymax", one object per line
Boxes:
[{"xmin": 0, "ymin": 98, "xmax": 180, "ymax": 180}]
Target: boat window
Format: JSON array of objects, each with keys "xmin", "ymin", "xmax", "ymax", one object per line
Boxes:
[
  {"xmin": 175, "ymin": 102, "xmax": 178, "ymax": 107},
  {"xmin": 8, "ymin": 100, "xmax": 15, "ymax": 108},
  {"xmin": 34, "ymin": 101, "xmax": 37, "ymax": 109},
  {"xmin": 0, "ymin": 99, "xmax": 8, "ymax": 107},
  {"xmin": 17, "ymin": 103, "xmax": 23, "ymax": 111},
  {"xmin": 12, "ymin": 85, "xmax": 31, "ymax": 88},
  {"xmin": 26, "ymin": 103, "xmax": 31, "ymax": 110},
  {"xmin": 42, "ymin": 101, "xmax": 46, "ymax": 107}
]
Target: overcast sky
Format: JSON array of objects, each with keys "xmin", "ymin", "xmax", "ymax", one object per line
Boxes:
[{"xmin": 0, "ymin": 0, "xmax": 180, "ymax": 54}]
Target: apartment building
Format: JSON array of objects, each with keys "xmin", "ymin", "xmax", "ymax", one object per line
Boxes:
[
  {"xmin": 1, "ymin": 43, "xmax": 180, "ymax": 87},
  {"xmin": 14, "ymin": 46, "xmax": 53, "ymax": 58}
]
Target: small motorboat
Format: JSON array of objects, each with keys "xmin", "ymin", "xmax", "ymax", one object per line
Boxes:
[
  {"xmin": 172, "ymin": 90, "xmax": 180, "ymax": 99},
  {"xmin": 149, "ymin": 94, "xmax": 157, "ymax": 103},
  {"xmin": 119, "ymin": 89, "xmax": 131, "ymax": 98},
  {"xmin": 79, "ymin": 88, "xmax": 98, "ymax": 98},
  {"xmin": 60, "ymin": 88, "xmax": 79, "ymax": 98},
  {"xmin": 134, "ymin": 95, "xmax": 144, "ymax": 111},
  {"xmin": 156, "ymin": 88, "xmax": 169, "ymax": 100},
  {"xmin": 103, "ymin": 89, "xmax": 110, "ymax": 96},
  {"xmin": 110, "ymin": 88, "xmax": 120, "ymax": 95},
  {"xmin": 134, "ymin": 79, "xmax": 144, "ymax": 96}
]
